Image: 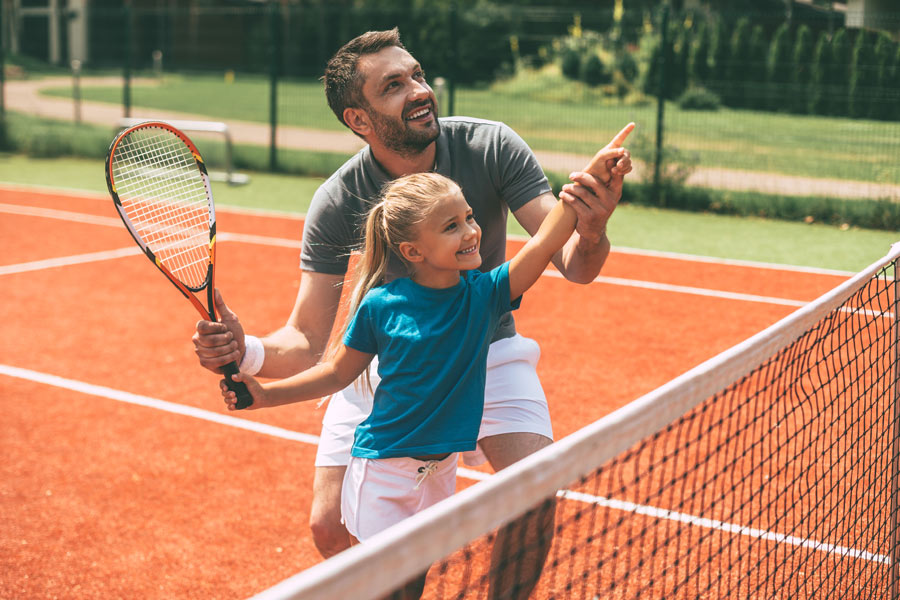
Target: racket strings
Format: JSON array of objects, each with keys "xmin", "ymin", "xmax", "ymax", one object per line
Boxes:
[{"xmin": 112, "ymin": 128, "xmax": 212, "ymax": 289}]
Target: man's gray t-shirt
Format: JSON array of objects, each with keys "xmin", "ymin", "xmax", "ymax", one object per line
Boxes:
[{"xmin": 300, "ymin": 116, "xmax": 551, "ymax": 341}]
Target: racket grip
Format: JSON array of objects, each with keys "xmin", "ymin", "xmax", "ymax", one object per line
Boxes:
[{"xmin": 222, "ymin": 361, "xmax": 254, "ymax": 409}]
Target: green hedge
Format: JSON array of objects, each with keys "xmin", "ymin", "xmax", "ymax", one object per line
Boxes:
[
  {"xmin": 545, "ymin": 170, "xmax": 900, "ymax": 232},
  {"xmin": 3, "ymin": 112, "xmax": 895, "ymax": 232}
]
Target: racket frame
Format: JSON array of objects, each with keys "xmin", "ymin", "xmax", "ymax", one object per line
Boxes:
[{"xmin": 105, "ymin": 121, "xmax": 252, "ymax": 408}]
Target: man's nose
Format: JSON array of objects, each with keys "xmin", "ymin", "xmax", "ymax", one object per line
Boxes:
[{"xmin": 409, "ymin": 79, "xmax": 431, "ymax": 101}]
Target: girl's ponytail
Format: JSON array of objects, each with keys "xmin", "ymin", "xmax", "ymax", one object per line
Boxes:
[{"xmin": 324, "ymin": 200, "xmax": 392, "ymax": 394}]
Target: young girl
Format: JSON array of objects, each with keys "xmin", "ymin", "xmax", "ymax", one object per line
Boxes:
[{"xmin": 222, "ymin": 171, "xmax": 576, "ymax": 563}]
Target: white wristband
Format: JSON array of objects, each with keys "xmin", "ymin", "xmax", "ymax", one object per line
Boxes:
[{"xmin": 239, "ymin": 335, "xmax": 265, "ymax": 376}]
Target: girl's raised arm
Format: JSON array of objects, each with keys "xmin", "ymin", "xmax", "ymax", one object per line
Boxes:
[{"xmin": 508, "ymin": 199, "xmax": 577, "ymax": 301}]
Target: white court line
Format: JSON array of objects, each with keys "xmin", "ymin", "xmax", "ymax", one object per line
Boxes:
[
  {"xmin": 0, "ymin": 247, "xmax": 142, "ymax": 276},
  {"xmin": 558, "ymin": 489, "xmax": 890, "ymax": 565},
  {"xmin": 0, "ymin": 202, "xmax": 122, "ymax": 226},
  {"xmin": 1, "ymin": 363, "xmax": 886, "ymax": 565},
  {"xmin": 544, "ymin": 270, "xmax": 808, "ymax": 307},
  {"xmin": 1, "ymin": 185, "xmax": 859, "ymax": 276},
  {"xmin": 0, "ymin": 364, "xmax": 320, "ymax": 445},
  {"xmin": 219, "ymin": 231, "xmax": 302, "ymax": 249},
  {"xmin": 607, "ymin": 245, "xmax": 856, "ymax": 277},
  {"xmin": 0, "ymin": 203, "xmax": 827, "ymax": 307}
]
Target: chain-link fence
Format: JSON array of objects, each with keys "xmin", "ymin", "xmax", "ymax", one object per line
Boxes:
[{"xmin": 2, "ymin": 2, "xmax": 900, "ymax": 225}]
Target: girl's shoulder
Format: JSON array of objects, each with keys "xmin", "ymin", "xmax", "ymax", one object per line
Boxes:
[{"xmin": 360, "ymin": 278, "xmax": 407, "ymax": 305}]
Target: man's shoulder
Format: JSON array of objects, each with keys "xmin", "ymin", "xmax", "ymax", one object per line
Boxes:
[
  {"xmin": 315, "ymin": 149, "xmax": 369, "ymax": 199},
  {"xmin": 440, "ymin": 116, "xmax": 509, "ymax": 137},
  {"xmin": 438, "ymin": 116, "xmax": 528, "ymax": 159}
]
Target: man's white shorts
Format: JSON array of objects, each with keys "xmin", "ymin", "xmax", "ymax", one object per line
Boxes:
[
  {"xmin": 341, "ymin": 453, "xmax": 458, "ymax": 541},
  {"xmin": 315, "ymin": 334, "xmax": 553, "ymax": 468}
]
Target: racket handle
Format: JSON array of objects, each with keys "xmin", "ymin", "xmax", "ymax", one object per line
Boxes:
[{"xmin": 222, "ymin": 361, "xmax": 254, "ymax": 409}]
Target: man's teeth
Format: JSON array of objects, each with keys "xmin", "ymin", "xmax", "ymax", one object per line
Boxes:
[{"xmin": 407, "ymin": 107, "xmax": 430, "ymax": 120}]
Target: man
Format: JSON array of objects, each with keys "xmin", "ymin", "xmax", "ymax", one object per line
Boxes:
[{"xmin": 194, "ymin": 28, "xmax": 631, "ymax": 596}]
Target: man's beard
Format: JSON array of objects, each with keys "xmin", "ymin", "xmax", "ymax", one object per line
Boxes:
[{"xmin": 366, "ymin": 102, "xmax": 441, "ymax": 158}]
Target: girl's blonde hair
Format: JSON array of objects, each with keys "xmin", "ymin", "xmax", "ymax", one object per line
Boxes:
[{"xmin": 326, "ymin": 172, "xmax": 461, "ymax": 392}]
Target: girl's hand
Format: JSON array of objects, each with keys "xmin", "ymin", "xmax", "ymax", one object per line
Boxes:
[{"xmin": 220, "ymin": 372, "xmax": 266, "ymax": 411}]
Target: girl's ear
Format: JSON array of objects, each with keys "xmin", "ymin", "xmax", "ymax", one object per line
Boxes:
[
  {"xmin": 344, "ymin": 107, "xmax": 372, "ymax": 137},
  {"xmin": 398, "ymin": 241, "xmax": 423, "ymax": 263}
]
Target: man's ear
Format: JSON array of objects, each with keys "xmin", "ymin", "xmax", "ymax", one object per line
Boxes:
[
  {"xmin": 398, "ymin": 241, "xmax": 423, "ymax": 263},
  {"xmin": 343, "ymin": 107, "xmax": 372, "ymax": 138}
]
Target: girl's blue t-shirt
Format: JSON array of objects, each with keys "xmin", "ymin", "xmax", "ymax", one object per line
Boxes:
[{"xmin": 342, "ymin": 262, "xmax": 521, "ymax": 459}]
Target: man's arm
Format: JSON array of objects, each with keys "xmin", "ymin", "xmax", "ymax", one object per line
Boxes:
[
  {"xmin": 513, "ymin": 191, "xmax": 611, "ymax": 284},
  {"xmin": 193, "ymin": 270, "xmax": 345, "ymax": 379},
  {"xmin": 512, "ymin": 125, "xmax": 633, "ymax": 284}
]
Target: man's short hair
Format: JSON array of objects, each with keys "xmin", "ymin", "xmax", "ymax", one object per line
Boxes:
[{"xmin": 323, "ymin": 28, "xmax": 406, "ymax": 128}]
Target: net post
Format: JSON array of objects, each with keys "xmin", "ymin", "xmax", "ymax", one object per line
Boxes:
[{"xmin": 892, "ymin": 254, "xmax": 900, "ymax": 600}]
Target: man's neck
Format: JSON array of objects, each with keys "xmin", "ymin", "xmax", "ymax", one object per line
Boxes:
[{"xmin": 370, "ymin": 143, "xmax": 437, "ymax": 179}]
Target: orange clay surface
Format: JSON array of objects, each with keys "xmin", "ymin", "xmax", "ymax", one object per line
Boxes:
[{"xmin": 0, "ymin": 186, "xmax": 851, "ymax": 599}]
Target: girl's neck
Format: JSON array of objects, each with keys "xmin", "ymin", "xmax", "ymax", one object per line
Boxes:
[{"xmin": 410, "ymin": 267, "xmax": 461, "ymax": 290}]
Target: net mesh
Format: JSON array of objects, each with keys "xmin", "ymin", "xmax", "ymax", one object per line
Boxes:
[
  {"xmin": 111, "ymin": 126, "xmax": 212, "ymax": 290},
  {"xmin": 256, "ymin": 246, "xmax": 899, "ymax": 600}
]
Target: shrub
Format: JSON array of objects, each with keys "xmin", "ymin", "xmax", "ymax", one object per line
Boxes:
[
  {"xmin": 580, "ymin": 53, "xmax": 609, "ymax": 87},
  {"xmin": 677, "ymin": 86, "xmax": 721, "ymax": 110},
  {"xmin": 561, "ymin": 49, "xmax": 581, "ymax": 80},
  {"xmin": 616, "ymin": 51, "xmax": 639, "ymax": 83}
]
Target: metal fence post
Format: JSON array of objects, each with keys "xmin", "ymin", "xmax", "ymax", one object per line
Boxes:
[
  {"xmin": 653, "ymin": 2, "xmax": 670, "ymax": 205},
  {"xmin": 448, "ymin": 0, "xmax": 458, "ymax": 117},
  {"xmin": 0, "ymin": 0, "xmax": 6, "ymax": 150},
  {"xmin": 0, "ymin": 1, "xmax": 5, "ymax": 120},
  {"xmin": 268, "ymin": 0, "xmax": 280, "ymax": 172},
  {"xmin": 123, "ymin": 1, "xmax": 133, "ymax": 119}
]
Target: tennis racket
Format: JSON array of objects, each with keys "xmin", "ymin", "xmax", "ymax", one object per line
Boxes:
[{"xmin": 105, "ymin": 121, "xmax": 254, "ymax": 409}]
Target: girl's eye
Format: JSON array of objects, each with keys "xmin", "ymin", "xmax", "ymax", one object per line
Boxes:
[{"xmin": 445, "ymin": 223, "xmax": 457, "ymax": 232}]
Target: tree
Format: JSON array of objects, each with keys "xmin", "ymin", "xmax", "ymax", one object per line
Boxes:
[
  {"xmin": 808, "ymin": 31, "xmax": 831, "ymax": 116},
  {"xmin": 688, "ymin": 20, "xmax": 711, "ymax": 88},
  {"xmin": 767, "ymin": 22, "xmax": 792, "ymax": 111},
  {"xmin": 710, "ymin": 18, "xmax": 731, "ymax": 101},
  {"xmin": 791, "ymin": 25, "xmax": 814, "ymax": 114},
  {"xmin": 849, "ymin": 30, "xmax": 877, "ymax": 119},
  {"xmin": 829, "ymin": 28, "xmax": 852, "ymax": 116},
  {"xmin": 726, "ymin": 18, "xmax": 752, "ymax": 108},
  {"xmin": 670, "ymin": 19, "xmax": 690, "ymax": 99},
  {"xmin": 747, "ymin": 25, "xmax": 769, "ymax": 110},
  {"xmin": 872, "ymin": 33, "xmax": 896, "ymax": 120}
]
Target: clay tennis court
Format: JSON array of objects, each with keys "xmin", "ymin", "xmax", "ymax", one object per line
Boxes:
[{"xmin": 0, "ymin": 184, "xmax": 852, "ymax": 599}]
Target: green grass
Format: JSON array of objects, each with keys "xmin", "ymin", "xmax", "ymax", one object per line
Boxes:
[
  {"xmin": 41, "ymin": 70, "xmax": 900, "ymax": 184},
  {"xmin": 0, "ymin": 154, "xmax": 324, "ymax": 214},
  {"xmin": 2, "ymin": 154, "xmax": 894, "ymax": 273}
]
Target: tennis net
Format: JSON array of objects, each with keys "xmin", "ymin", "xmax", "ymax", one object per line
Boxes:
[{"xmin": 256, "ymin": 242, "xmax": 900, "ymax": 600}]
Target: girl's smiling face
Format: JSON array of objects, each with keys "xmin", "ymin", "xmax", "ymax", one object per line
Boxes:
[{"xmin": 399, "ymin": 189, "xmax": 482, "ymax": 288}]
